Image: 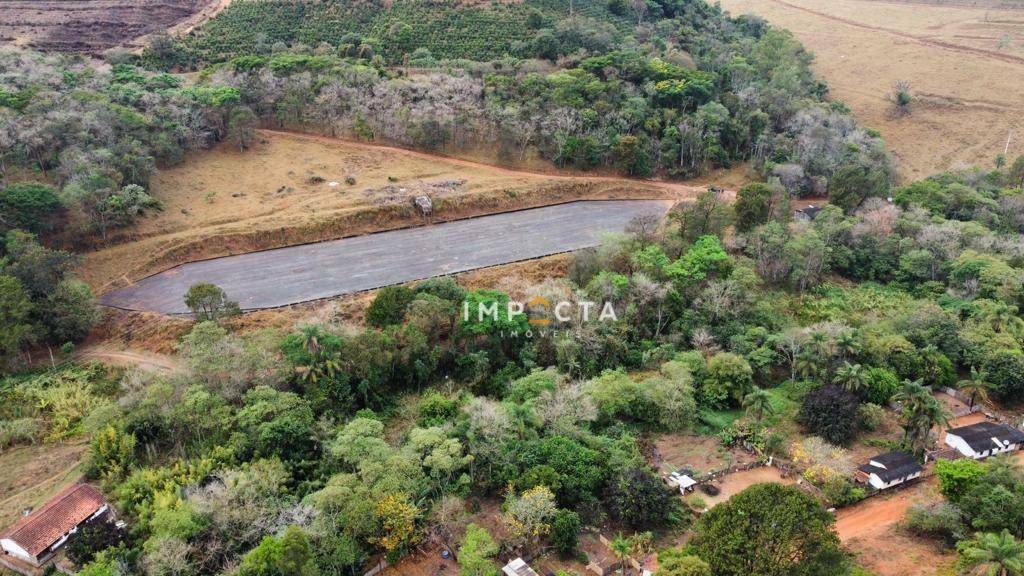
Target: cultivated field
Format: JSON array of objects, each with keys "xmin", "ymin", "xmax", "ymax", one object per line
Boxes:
[
  {"xmin": 0, "ymin": 0, "xmax": 229, "ymax": 54},
  {"xmin": 719, "ymin": 0, "xmax": 1024, "ymax": 181},
  {"xmin": 79, "ymin": 130, "xmax": 708, "ymax": 296}
]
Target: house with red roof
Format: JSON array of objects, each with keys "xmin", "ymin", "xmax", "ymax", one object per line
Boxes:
[{"xmin": 1, "ymin": 484, "xmax": 109, "ymax": 570}]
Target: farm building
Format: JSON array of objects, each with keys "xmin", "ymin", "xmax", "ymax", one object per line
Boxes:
[
  {"xmin": 0, "ymin": 484, "xmax": 109, "ymax": 569},
  {"xmin": 502, "ymin": 557, "xmax": 539, "ymax": 576},
  {"xmin": 945, "ymin": 421, "xmax": 1024, "ymax": 459},
  {"xmin": 856, "ymin": 451, "xmax": 923, "ymax": 490}
]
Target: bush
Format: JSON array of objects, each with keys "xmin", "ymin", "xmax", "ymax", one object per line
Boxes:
[
  {"xmin": 822, "ymin": 478, "xmax": 866, "ymax": 508},
  {"xmin": 798, "ymin": 385, "xmax": 859, "ymax": 445},
  {"xmin": 864, "ymin": 367, "xmax": 900, "ymax": 405},
  {"xmin": 857, "ymin": 403, "xmax": 886, "ymax": 431},
  {"xmin": 0, "ymin": 182, "xmax": 61, "ymax": 233},
  {"xmin": 903, "ymin": 502, "xmax": 965, "ymax": 546},
  {"xmin": 551, "ymin": 509, "xmax": 581, "ymax": 556},
  {"xmin": 417, "ymin": 392, "xmax": 460, "ymax": 426},
  {"xmin": 365, "ymin": 285, "xmax": 416, "ymax": 327}
]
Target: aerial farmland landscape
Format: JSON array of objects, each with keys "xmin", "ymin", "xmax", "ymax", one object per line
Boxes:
[{"xmin": 1, "ymin": 1, "xmax": 1024, "ymax": 575}]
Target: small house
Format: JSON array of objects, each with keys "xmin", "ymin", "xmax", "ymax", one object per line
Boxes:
[
  {"xmin": 666, "ymin": 471, "xmax": 697, "ymax": 493},
  {"xmin": 856, "ymin": 451, "xmax": 922, "ymax": 490},
  {"xmin": 794, "ymin": 205, "xmax": 823, "ymax": 222},
  {"xmin": 502, "ymin": 557, "xmax": 539, "ymax": 576},
  {"xmin": 945, "ymin": 421, "xmax": 1024, "ymax": 459},
  {"xmin": 1, "ymin": 484, "xmax": 109, "ymax": 568}
]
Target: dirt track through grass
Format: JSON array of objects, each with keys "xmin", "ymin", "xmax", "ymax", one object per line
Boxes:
[{"xmin": 100, "ymin": 199, "xmax": 671, "ymax": 314}]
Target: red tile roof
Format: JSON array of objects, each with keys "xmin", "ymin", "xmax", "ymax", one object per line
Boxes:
[{"xmin": 0, "ymin": 484, "xmax": 107, "ymax": 558}]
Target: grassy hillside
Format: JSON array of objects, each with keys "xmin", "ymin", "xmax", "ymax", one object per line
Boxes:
[{"xmin": 179, "ymin": 0, "xmax": 632, "ymax": 64}]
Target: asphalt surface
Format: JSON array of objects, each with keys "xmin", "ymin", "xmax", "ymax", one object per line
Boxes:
[{"xmin": 99, "ymin": 200, "xmax": 672, "ymax": 314}]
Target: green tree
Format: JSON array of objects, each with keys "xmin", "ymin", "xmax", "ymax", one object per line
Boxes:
[
  {"xmin": 551, "ymin": 509, "xmax": 581, "ymax": 556},
  {"xmin": 0, "ymin": 182, "xmax": 61, "ymax": 233},
  {"xmin": 689, "ymin": 483, "xmax": 847, "ymax": 576},
  {"xmin": 702, "ymin": 352, "xmax": 754, "ymax": 408},
  {"xmin": 0, "ymin": 275, "xmax": 33, "ymax": 364},
  {"xmin": 956, "ymin": 530, "xmax": 1024, "ymax": 576},
  {"xmin": 734, "ymin": 183, "xmax": 786, "ymax": 232},
  {"xmin": 936, "ymin": 458, "xmax": 987, "ymax": 503},
  {"xmin": 834, "ymin": 362, "xmax": 868, "ymax": 394},
  {"xmin": 828, "ymin": 163, "xmax": 890, "ymax": 213},
  {"xmin": 742, "ymin": 387, "xmax": 774, "ymax": 425},
  {"xmin": 228, "ymin": 106, "xmax": 259, "ymax": 151},
  {"xmin": 670, "ymin": 191, "xmax": 732, "ymax": 243},
  {"xmin": 366, "ymin": 285, "xmax": 416, "ymax": 327},
  {"xmin": 958, "ymin": 367, "xmax": 996, "ymax": 409},
  {"xmin": 184, "ymin": 282, "xmax": 241, "ymax": 321},
  {"xmin": 458, "ymin": 524, "xmax": 499, "ymax": 576}
]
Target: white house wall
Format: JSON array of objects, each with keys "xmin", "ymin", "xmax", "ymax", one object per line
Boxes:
[{"xmin": 0, "ymin": 538, "xmax": 35, "ymax": 565}]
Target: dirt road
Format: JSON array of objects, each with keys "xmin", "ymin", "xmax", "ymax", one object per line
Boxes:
[
  {"xmin": 99, "ymin": 199, "xmax": 671, "ymax": 314},
  {"xmin": 75, "ymin": 345, "xmax": 180, "ymax": 373},
  {"xmin": 835, "ymin": 477, "xmax": 938, "ymax": 541}
]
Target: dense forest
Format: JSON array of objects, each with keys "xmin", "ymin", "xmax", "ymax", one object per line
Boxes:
[{"xmin": 2, "ymin": 0, "xmax": 1024, "ymax": 575}]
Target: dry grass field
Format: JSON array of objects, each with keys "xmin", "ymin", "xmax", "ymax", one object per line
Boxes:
[
  {"xmin": 720, "ymin": 0, "xmax": 1024, "ymax": 181},
  {"xmin": 79, "ymin": 130, "xmax": 712, "ymax": 295},
  {"xmin": 0, "ymin": 441, "xmax": 89, "ymax": 527}
]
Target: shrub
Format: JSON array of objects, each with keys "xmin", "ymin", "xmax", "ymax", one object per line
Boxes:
[
  {"xmin": 417, "ymin": 392, "xmax": 460, "ymax": 426},
  {"xmin": 935, "ymin": 459, "xmax": 987, "ymax": 503},
  {"xmin": 550, "ymin": 509, "xmax": 581, "ymax": 556},
  {"xmin": 857, "ymin": 403, "xmax": 887, "ymax": 431},
  {"xmin": 822, "ymin": 478, "xmax": 866, "ymax": 508},
  {"xmin": 903, "ymin": 502, "xmax": 965, "ymax": 546},
  {"xmin": 864, "ymin": 367, "xmax": 900, "ymax": 405},
  {"xmin": 798, "ymin": 385, "xmax": 859, "ymax": 444},
  {"xmin": 365, "ymin": 285, "xmax": 416, "ymax": 327}
]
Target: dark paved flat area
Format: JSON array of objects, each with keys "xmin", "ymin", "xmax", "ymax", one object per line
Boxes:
[{"xmin": 100, "ymin": 200, "xmax": 671, "ymax": 314}]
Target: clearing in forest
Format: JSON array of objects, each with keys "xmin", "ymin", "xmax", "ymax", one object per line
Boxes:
[
  {"xmin": 719, "ymin": 0, "xmax": 1024, "ymax": 181},
  {"xmin": 80, "ymin": 130, "xmax": 709, "ymax": 296},
  {"xmin": 0, "ymin": 0, "xmax": 229, "ymax": 54}
]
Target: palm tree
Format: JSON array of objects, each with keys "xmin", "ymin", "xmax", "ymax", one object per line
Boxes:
[
  {"xmin": 982, "ymin": 302, "xmax": 1024, "ymax": 336},
  {"xmin": 610, "ymin": 534, "xmax": 632, "ymax": 576},
  {"xmin": 958, "ymin": 368, "xmax": 996, "ymax": 409},
  {"xmin": 794, "ymin": 351, "xmax": 822, "ymax": 380},
  {"xmin": 834, "ymin": 362, "xmax": 868, "ymax": 393},
  {"xmin": 895, "ymin": 380, "xmax": 951, "ymax": 453},
  {"xmin": 957, "ymin": 530, "xmax": 1024, "ymax": 576},
  {"xmin": 743, "ymin": 387, "xmax": 775, "ymax": 426},
  {"xmin": 836, "ymin": 330, "xmax": 862, "ymax": 360}
]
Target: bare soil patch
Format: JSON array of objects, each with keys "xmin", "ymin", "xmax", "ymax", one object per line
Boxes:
[
  {"xmin": 719, "ymin": 0, "xmax": 1024, "ymax": 180},
  {"xmin": 698, "ymin": 466, "xmax": 796, "ymax": 508},
  {"xmin": 652, "ymin": 434, "xmax": 761, "ymax": 476},
  {"xmin": 0, "ymin": 0, "xmax": 225, "ymax": 54}
]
